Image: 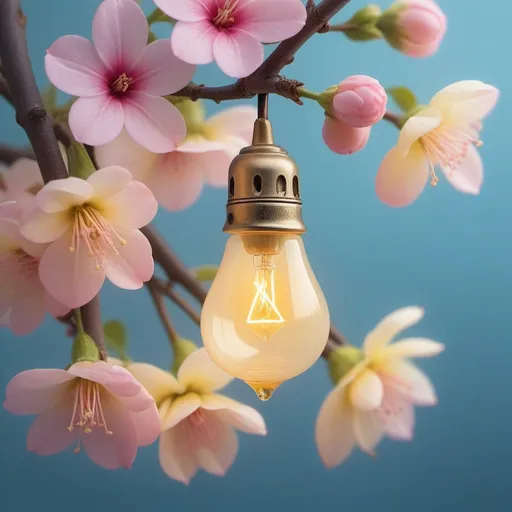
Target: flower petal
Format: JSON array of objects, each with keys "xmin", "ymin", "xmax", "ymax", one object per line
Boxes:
[
  {"xmin": 348, "ymin": 369, "xmax": 384, "ymax": 411},
  {"xmin": 205, "ymin": 106, "xmax": 257, "ymax": 144},
  {"xmin": 133, "ymin": 39, "xmax": 196, "ymax": 96},
  {"xmin": 123, "ymin": 92, "xmax": 187, "ymax": 153},
  {"xmin": 162, "ymin": 393, "xmax": 201, "ymax": 430},
  {"xmin": 45, "ymin": 292, "xmax": 70, "ymax": 319},
  {"xmin": 82, "ymin": 394, "xmax": 138, "ymax": 469},
  {"xmin": 4, "ymin": 369, "xmax": 75, "ymax": 415},
  {"xmin": 8, "ymin": 284, "xmax": 46, "ymax": 336},
  {"xmin": 239, "ymin": 0, "xmax": 307, "ymax": 43},
  {"xmin": 142, "ymin": 151, "xmax": 205, "ymax": 211},
  {"xmin": 69, "ymin": 95, "xmax": 124, "ymax": 147},
  {"xmin": 27, "ymin": 403, "xmax": 79, "ymax": 455},
  {"xmin": 101, "ymin": 181, "xmax": 158, "ymax": 229},
  {"xmin": 177, "ymin": 348, "xmax": 233, "ymax": 393},
  {"xmin": 132, "ymin": 402, "xmax": 161, "ymax": 446},
  {"xmin": 213, "ymin": 30, "xmax": 264, "ymax": 78},
  {"xmin": 363, "ymin": 307, "xmax": 425, "ymax": 357},
  {"xmin": 159, "ymin": 428, "xmax": 198, "ymax": 484},
  {"xmin": 203, "ymin": 140, "xmax": 243, "ymax": 187},
  {"xmin": 378, "ymin": 338, "xmax": 445, "ymax": 361},
  {"xmin": 92, "ymin": 0, "xmax": 148, "ymax": 70},
  {"xmin": 104, "ymin": 229, "xmax": 154, "ymax": 290},
  {"xmin": 442, "ymin": 144, "xmax": 483, "ymax": 195},
  {"xmin": 315, "ymin": 386, "xmax": 355, "ymax": 468},
  {"xmin": 352, "ymin": 409, "xmax": 384, "ymax": 455},
  {"xmin": 0, "ymin": 217, "xmax": 44, "ymax": 258},
  {"xmin": 397, "ymin": 108, "xmax": 442, "ymax": 157},
  {"xmin": 39, "ymin": 230, "xmax": 106, "ymax": 309},
  {"xmin": 127, "ymin": 363, "xmax": 183, "ymax": 403},
  {"xmin": 154, "ymin": 0, "xmax": 211, "ymax": 21},
  {"xmin": 45, "ymin": 35, "xmax": 107, "ymax": 96},
  {"xmin": 36, "ymin": 178, "xmax": 93, "ymax": 214},
  {"xmin": 200, "ymin": 394, "xmax": 267, "ymax": 435},
  {"xmin": 380, "ymin": 388, "xmax": 415, "ymax": 441},
  {"xmin": 87, "ymin": 166, "xmax": 132, "ymax": 199},
  {"xmin": 171, "ymin": 20, "xmax": 217, "ymax": 65},
  {"xmin": 375, "ymin": 144, "xmax": 430, "ymax": 208},
  {"xmin": 20, "ymin": 209, "xmax": 71, "ymax": 244}
]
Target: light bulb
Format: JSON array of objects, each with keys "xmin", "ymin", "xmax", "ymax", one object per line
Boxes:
[{"xmin": 201, "ymin": 233, "xmax": 330, "ymax": 400}]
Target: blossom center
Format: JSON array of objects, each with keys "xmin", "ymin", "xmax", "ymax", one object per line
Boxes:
[
  {"xmin": 212, "ymin": 0, "xmax": 239, "ymax": 27},
  {"xmin": 69, "ymin": 205, "xmax": 127, "ymax": 270},
  {"xmin": 67, "ymin": 379, "xmax": 112, "ymax": 452},
  {"xmin": 421, "ymin": 122, "xmax": 483, "ymax": 187},
  {"xmin": 111, "ymin": 73, "xmax": 133, "ymax": 95}
]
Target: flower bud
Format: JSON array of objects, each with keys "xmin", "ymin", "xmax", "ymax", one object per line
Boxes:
[
  {"xmin": 327, "ymin": 346, "xmax": 364, "ymax": 385},
  {"xmin": 330, "ymin": 75, "xmax": 387, "ymax": 128},
  {"xmin": 322, "ymin": 116, "xmax": 371, "ymax": 155},
  {"xmin": 378, "ymin": 0, "xmax": 447, "ymax": 58}
]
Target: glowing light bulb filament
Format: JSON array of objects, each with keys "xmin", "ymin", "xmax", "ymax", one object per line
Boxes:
[{"xmin": 246, "ymin": 254, "xmax": 285, "ymax": 341}]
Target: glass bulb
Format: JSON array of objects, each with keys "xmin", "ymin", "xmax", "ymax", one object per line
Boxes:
[{"xmin": 201, "ymin": 234, "xmax": 329, "ymax": 400}]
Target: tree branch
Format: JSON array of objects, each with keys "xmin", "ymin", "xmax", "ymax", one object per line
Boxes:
[
  {"xmin": 383, "ymin": 111, "xmax": 403, "ymax": 129},
  {"xmin": 146, "ymin": 278, "xmax": 179, "ymax": 347},
  {"xmin": 174, "ymin": 0, "xmax": 352, "ymax": 103},
  {"xmin": 152, "ymin": 278, "xmax": 202, "ymax": 326},
  {"xmin": 0, "ymin": 144, "xmax": 34, "ymax": 165},
  {"xmin": 81, "ymin": 297, "xmax": 107, "ymax": 361}
]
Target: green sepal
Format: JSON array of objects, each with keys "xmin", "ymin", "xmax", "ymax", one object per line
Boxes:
[
  {"xmin": 347, "ymin": 4, "xmax": 382, "ymax": 26},
  {"xmin": 192, "ymin": 265, "xmax": 219, "ymax": 282},
  {"xmin": 317, "ymin": 84, "xmax": 339, "ymax": 117},
  {"xmin": 71, "ymin": 332, "xmax": 100, "ymax": 364},
  {"xmin": 387, "ymin": 86, "xmax": 418, "ymax": 113},
  {"xmin": 342, "ymin": 25, "xmax": 383, "ymax": 42},
  {"xmin": 376, "ymin": 4, "xmax": 406, "ymax": 50},
  {"xmin": 104, "ymin": 320, "xmax": 130, "ymax": 362},
  {"xmin": 327, "ymin": 346, "xmax": 365, "ymax": 386},
  {"xmin": 67, "ymin": 141, "xmax": 96, "ymax": 180},
  {"xmin": 174, "ymin": 99, "xmax": 206, "ymax": 136},
  {"xmin": 171, "ymin": 338, "xmax": 198, "ymax": 375},
  {"xmin": 343, "ymin": 5, "xmax": 383, "ymax": 41}
]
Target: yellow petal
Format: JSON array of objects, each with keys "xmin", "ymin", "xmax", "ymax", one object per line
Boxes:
[{"xmin": 397, "ymin": 108, "xmax": 442, "ymax": 157}]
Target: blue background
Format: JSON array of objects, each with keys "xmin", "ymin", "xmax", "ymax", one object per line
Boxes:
[{"xmin": 0, "ymin": 0, "xmax": 508, "ymax": 510}]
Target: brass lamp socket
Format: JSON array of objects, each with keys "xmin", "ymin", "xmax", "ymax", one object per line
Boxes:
[{"xmin": 223, "ymin": 119, "xmax": 306, "ymax": 245}]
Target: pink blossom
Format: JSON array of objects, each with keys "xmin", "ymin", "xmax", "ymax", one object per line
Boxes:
[
  {"xmin": 0, "ymin": 217, "xmax": 69, "ymax": 335},
  {"xmin": 3, "ymin": 361, "xmax": 161, "ymax": 469},
  {"xmin": 20, "ymin": 166, "xmax": 158, "ymax": 309},
  {"xmin": 322, "ymin": 116, "xmax": 371, "ymax": 155},
  {"xmin": 155, "ymin": 0, "xmax": 307, "ymax": 78},
  {"xmin": 95, "ymin": 106, "xmax": 257, "ymax": 211},
  {"xmin": 45, "ymin": 0, "xmax": 196, "ymax": 153},
  {"xmin": 129, "ymin": 349, "xmax": 267, "ymax": 484},
  {"xmin": 332, "ymin": 75, "xmax": 387, "ymax": 128}
]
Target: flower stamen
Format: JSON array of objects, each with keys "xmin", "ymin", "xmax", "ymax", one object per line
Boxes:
[
  {"xmin": 111, "ymin": 73, "xmax": 133, "ymax": 95},
  {"xmin": 213, "ymin": 0, "xmax": 239, "ymax": 27}
]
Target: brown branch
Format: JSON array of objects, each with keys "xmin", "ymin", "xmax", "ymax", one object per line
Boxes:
[
  {"xmin": 146, "ymin": 278, "xmax": 179, "ymax": 346},
  {"xmin": 0, "ymin": 144, "xmax": 34, "ymax": 164},
  {"xmin": 383, "ymin": 111, "xmax": 403, "ymax": 129},
  {"xmin": 81, "ymin": 297, "xmax": 107, "ymax": 361},
  {"xmin": 152, "ymin": 278, "xmax": 202, "ymax": 326},
  {"xmin": 174, "ymin": 0, "xmax": 352, "ymax": 103},
  {"xmin": 0, "ymin": 72, "xmax": 13, "ymax": 106},
  {"xmin": 329, "ymin": 325, "xmax": 348, "ymax": 346}
]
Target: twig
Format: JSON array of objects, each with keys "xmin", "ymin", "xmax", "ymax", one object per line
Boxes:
[
  {"xmin": 173, "ymin": 0, "xmax": 352, "ymax": 103},
  {"xmin": 0, "ymin": 144, "xmax": 34, "ymax": 164},
  {"xmin": 329, "ymin": 325, "xmax": 348, "ymax": 346},
  {"xmin": 153, "ymin": 278, "xmax": 202, "ymax": 326},
  {"xmin": 0, "ymin": 72, "xmax": 13, "ymax": 106},
  {"xmin": 81, "ymin": 297, "xmax": 107, "ymax": 360},
  {"xmin": 383, "ymin": 111, "xmax": 403, "ymax": 129},
  {"xmin": 146, "ymin": 278, "xmax": 179, "ymax": 346}
]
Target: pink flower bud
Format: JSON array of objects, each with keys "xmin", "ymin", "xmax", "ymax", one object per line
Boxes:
[
  {"xmin": 332, "ymin": 75, "xmax": 387, "ymax": 128},
  {"xmin": 380, "ymin": 0, "xmax": 447, "ymax": 58},
  {"xmin": 322, "ymin": 116, "xmax": 371, "ymax": 155}
]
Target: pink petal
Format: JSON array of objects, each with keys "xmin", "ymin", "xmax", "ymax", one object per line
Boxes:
[
  {"xmin": 68, "ymin": 361, "xmax": 142, "ymax": 400},
  {"xmin": 101, "ymin": 181, "xmax": 158, "ymax": 229},
  {"xmin": 161, "ymin": 393, "xmax": 202, "ymax": 430},
  {"xmin": 200, "ymin": 394, "xmax": 267, "ymax": 435},
  {"xmin": 45, "ymin": 292, "xmax": 70, "ymax": 319},
  {"xmin": 376, "ymin": 145, "xmax": 430, "ymax": 207},
  {"xmin": 4, "ymin": 369, "xmax": 75, "ymax": 415},
  {"xmin": 36, "ymin": 178, "xmax": 93, "ymax": 214},
  {"xmin": 123, "ymin": 92, "xmax": 187, "ymax": 153},
  {"xmin": 39, "ymin": 231, "xmax": 106, "ymax": 309},
  {"xmin": 203, "ymin": 143, "xmax": 241, "ymax": 187},
  {"xmin": 45, "ymin": 35, "xmax": 107, "ymax": 96},
  {"xmin": 0, "ymin": 217, "xmax": 44, "ymax": 258},
  {"xmin": 352, "ymin": 409, "xmax": 384, "ymax": 455},
  {"xmin": 143, "ymin": 151, "xmax": 205, "ymax": 211},
  {"xmin": 8, "ymin": 284, "xmax": 46, "ymax": 336},
  {"xmin": 380, "ymin": 387, "xmax": 415, "ymax": 441},
  {"xmin": 206, "ymin": 106, "xmax": 257, "ymax": 144},
  {"xmin": 442, "ymin": 144, "xmax": 483, "ymax": 195},
  {"xmin": 171, "ymin": 20, "xmax": 217, "ymax": 65},
  {"xmin": 82, "ymin": 393, "xmax": 138, "ymax": 469},
  {"xmin": 92, "ymin": 0, "xmax": 148, "ymax": 71},
  {"xmin": 4, "ymin": 158, "xmax": 44, "ymax": 209},
  {"xmin": 133, "ymin": 39, "xmax": 196, "ymax": 96},
  {"xmin": 69, "ymin": 95, "xmax": 124, "ymax": 147},
  {"xmin": 0, "ymin": 201, "xmax": 22, "ymax": 220},
  {"xmin": 315, "ymin": 387, "xmax": 355, "ymax": 468},
  {"xmin": 177, "ymin": 348, "xmax": 233, "ymax": 393},
  {"xmin": 159, "ymin": 428, "xmax": 198, "ymax": 484},
  {"xmin": 154, "ymin": 0, "xmax": 212, "ymax": 21},
  {"xmin": 322, "ymin": 117, "xmax": 371, "ymax": 155},
  {"xmin": 87, "ymin": 166, "xmax": 132, "ymax": 199},
  {"xmin": 213, "ymin": 29, "xmax": 264, "ymax": 78},
  {"xmin": 132, "ymin": 402, "xmax": 161, "ymax": 446},
  {"xmin": 27, "ymin": 402, "xmax": 79, "ymax": 456},
  {"xmin": 239, "ymin": 0, "xmax": 307, "ymax": 43},
  {"xmin": 20, "ymin": 209, "xmax": 70, "ymax": 244},
  {"xmin": 104, "ymin": 228, "xmax": 154, "ymax": 290}
]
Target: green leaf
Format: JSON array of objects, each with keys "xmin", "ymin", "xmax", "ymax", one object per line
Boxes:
[
  {"xmin": 386, "ymin": 86, "xmax": 418, "ymax": 113},
  {"xmin": 192, "ymin": 265, "xmax": 218, "ymax": 282},
  {"xmin": 104, "ymin": 320, "xmax": 128, "ymax": 360},
  {"xmin": 41, "ymin": 84, "xmax": 58, "ymax": 111}
]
